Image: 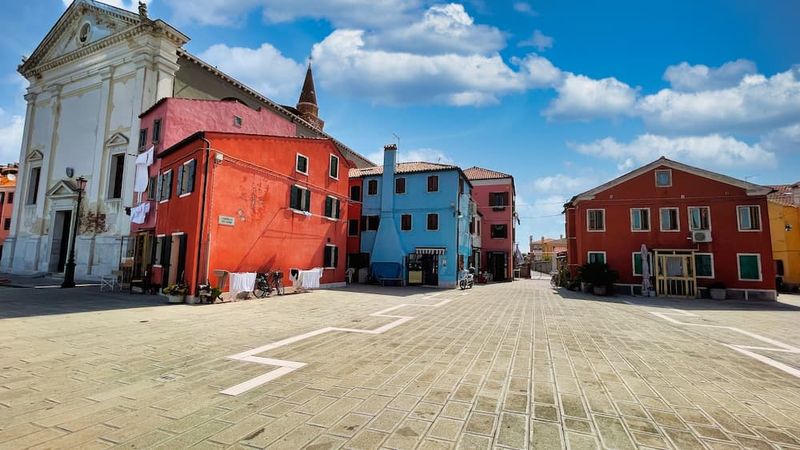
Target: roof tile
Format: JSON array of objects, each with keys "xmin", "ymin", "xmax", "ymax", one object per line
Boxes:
[{"xmin": 463, "ymin": 166, "xmax": 512, "ymax": 180}]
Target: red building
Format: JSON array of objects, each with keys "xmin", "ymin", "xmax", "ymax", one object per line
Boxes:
[
  {"xmin": 154, "ymin": 132, "xmax": 352, "ymax": 297},
  {"xmin": 464, "ymin": 167, "xmax": 516, "ymax": 281},
  {"xmin": 564, "ymin": 157, "xmax": 776, "ymax": 300},
  {"xmin": 0, "ymin": 164, "xmax": 18, "ymax": 261}
]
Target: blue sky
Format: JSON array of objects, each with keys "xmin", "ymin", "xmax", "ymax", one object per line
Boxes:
[{"xmin": 1, "ymin": 0, "xmax": 799, "ymax": 244}]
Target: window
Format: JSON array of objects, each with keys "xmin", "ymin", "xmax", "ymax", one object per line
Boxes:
[
  {"xmin": 350, "ymin": 185, "xmax": 362, "ymax": 201},
  {"xmin": 632, "ymin": 252, "xmax": 654, "ymax": 276},
  {"xmin": 296, "ymin": 154, "xmax": 309, "ymax": 175},
  {"xmin": 367, "ymin": 179, "xmax": 378, "ymax": 196},
  {"xmin": 737, "ymin": 206, "xmax": 761, "ymax": 231},
  {"xmin": 427, "ymin": 213, "xmax": 439, "ymax": 231},
  {"xmin": 159, "ymin": 170, "xmax": 173, "ymax": 201},
  {"xmin": 695, "ymin": 253, "xmax": 714, "ymax": 278},
  {"xmin": 362, "ymin": 215, "xmax": 380, "ymax": 231},
  {"xmin": 329, "ymin": 155, "xmax": 339, "ymax": 179},
  {"xmin": 427, "ymin": 175, "xmax": 439, "ymax": 192},
  {"xmin": 27, "ymin": 166, "xmax": 41, "ymax": 205},
  {"xmin": 152, "ymin": 119, "xmax": 162, "ymax": 143},
  {"xmin": 0, "ymin": 192, "xmax": 4, "ymax": 204},
  {"xmin": 655, "ymin": 169, "xmax": 672, "ymax": 187},
  {"xmin": 3, "ymin": 218, "xmax": 9, "ymax": 230},
  {"xmin": 138, "ymin": 128, "xmax": 147, "ymax": 150},
  {"xmin": 630, "ymin": 208, "xmax": 650, "ymax": 231},
  {"xmin": 689, "ymin": 207, "xmax": 711, "ymax": 231},
  {"xmin": 324, "ymin": 245, "xmax": 339, "ymax": 268},
  {"xmin": 588, "ymin": 252, "xmax": 606, "ymax": 264},
  {"xmin": 147, "ymin": 176, "xmax": 157, "ymax": 200},
  {"xmin": 489, "ymin": 192, "xmax": 509, "ymax": 209},
  {"xmin": 7, "ymin": 192, "xmax": 12, "ymax": 204},
  {"xmin": 108, "ymin": 153, "xmax": 125, "ymax": 199},
  {"xmin": 737, "ymin": 254, "xmax": 762, "ymax": 281},
  {"xmin": 348, "ymin": 219, "xmax": 359, "ymax": 236},
  {"xmin": 660, "ymin": 208, "xmax": 679, "ymax": 231},
  {"xmin": 401, "ymin": 214, "xmax": 412, "ymax": 231},
  {"xmin": 233, "ymin": 115, "xmax": 243, "ymax": 127},
  {"xmin": 290, "ymin": 185, "xmax": 311, "ymax": 212},
  {"xmin": 177, "ymin": 159, "xmax": 196, "ymax": 196},
  {"xmin": 490, "ymin": 224, "xmax": 508, "ymax": 239},
  {"xmin": 469, "ymin": 218, "xmax": 475, "ymax": 234},
  {"xmin": 324, "ymin": 196, "xmax": 341, "ymax": 219},
  {"xmin": 395, "ymin": 177, "xmax": 406, "ymax": 194},
  {"xmin": 587, "ymin": 209, "xmax": 605, "ymax": 231}
]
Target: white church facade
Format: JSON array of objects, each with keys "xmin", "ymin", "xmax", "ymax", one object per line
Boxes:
[{"xmin": 0, "ymin": 0, "xmax": 369, "ymax": 279}]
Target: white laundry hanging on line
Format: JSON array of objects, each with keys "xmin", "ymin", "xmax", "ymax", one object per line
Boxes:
[
  {"xmin": 130, "ymin": 202, "xmax": 151, "ymax": 224},
  {"xmin": 134, "ymin": 146, "xmax": 154, "ymax": 193},
  {"xmin": 229, "ymin": 272, "xmax": 256, "ymax": 294},
  {"xmin": 298, "ymin": 268, "xmax": 323, "ymax": 289}
]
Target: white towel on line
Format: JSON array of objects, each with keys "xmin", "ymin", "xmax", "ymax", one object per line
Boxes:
[{"xmin": 229, "ymin": 272, "xmax": 256, "ymax": 294}]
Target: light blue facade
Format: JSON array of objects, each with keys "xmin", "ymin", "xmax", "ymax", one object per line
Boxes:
[{"xmin": 359, "ymin": 146, "xmax": 472, "ymax": 288}]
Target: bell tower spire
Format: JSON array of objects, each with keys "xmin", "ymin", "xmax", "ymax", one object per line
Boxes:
[{"xmin": 296, "ymin": 60, "xmax": 324, "ymax": 130}]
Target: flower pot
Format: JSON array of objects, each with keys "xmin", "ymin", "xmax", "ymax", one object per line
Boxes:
[
  {"xmin": 710, "ymin": 288, "xmax": 726, "ymax": 300},
  {"xmin": 581, "ymin": 282, "xmax": 592, "ymax": 293},
  {"xmin": 167, "ymin": 294, "xmax": 185, "ymax": 304},
  {"xmin": 593, "ymin": 285, "xmax": 607, "ymax": 296}
]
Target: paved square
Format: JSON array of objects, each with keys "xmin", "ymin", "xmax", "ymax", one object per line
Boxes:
[{"xmin": 1, "ymin": 281, "xmax": 799, "ymax": 449}]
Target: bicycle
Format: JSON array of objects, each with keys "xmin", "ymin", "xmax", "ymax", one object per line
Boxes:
[
  {"xmin": 550, "ymin": 272, "xmax": 559, "ymax": 289},
  {"xmin": 253, "ymin": 271, "xmax": 284, "ymax": 298}
]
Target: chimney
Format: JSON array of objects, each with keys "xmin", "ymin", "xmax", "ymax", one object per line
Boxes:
[{"xmin": 381, "ymin": 144, "xmax": 397, "ymax": 214}]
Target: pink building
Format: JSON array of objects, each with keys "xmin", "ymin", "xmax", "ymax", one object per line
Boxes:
[{"xmin": 464, "ymin": 167, "xmax": 516, "ymax": 281}]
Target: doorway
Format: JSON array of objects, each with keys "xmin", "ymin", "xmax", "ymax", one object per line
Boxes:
[
  {"xmin": 655, "ymin": 251, "xmax": 696, "ymax": 297},
  {"xmin": 421, "ymin": 255, "xmax": 439, "ymax": 286},
  {"xmin": 49, "ymin": 210, "xmax": 73, "ymax": 273},
  {"xmin": 488, "ymin": 252, "xmax": 507, "ymax": 281}
]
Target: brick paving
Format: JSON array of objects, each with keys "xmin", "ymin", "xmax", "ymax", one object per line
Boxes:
[{"xmin": 1, "ymin": 280, "xmax": 799, "ymax": 449}]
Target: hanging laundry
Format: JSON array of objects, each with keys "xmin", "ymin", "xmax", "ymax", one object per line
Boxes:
[
  {"xmin": 229, "ymin": 272, "xmax": 256, "ymax": 294},
  {"xmin": 130, "ymin": 202, "xmax": 151, "ymax": 224},
  {"xmin": 134, "ymin": 146, "xmax": 154, "ymax": 193}
]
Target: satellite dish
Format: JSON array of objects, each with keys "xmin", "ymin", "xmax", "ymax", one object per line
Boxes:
[{"xmin": 7, "ymin": 174, "xmax": 15, "ymax": 181}]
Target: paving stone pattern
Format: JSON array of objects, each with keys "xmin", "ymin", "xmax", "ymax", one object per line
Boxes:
[{"xmin": 1, "ymin": 281, "xmax": 799, "ymax": 449}]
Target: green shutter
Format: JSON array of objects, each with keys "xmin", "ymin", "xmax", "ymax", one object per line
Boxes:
[
  {"xmin": 176, "ymin": 165, "xmax": 184, "ymax": 195},
  {"xmin": 634, "ymin": 254, "xmax": 642, "ymax": 275},
  {"xmin": 738, "ymin": 255, "xmax": 760, "ymax": 280},
  {"xmin": 186, "ymin": 160, "xmax": 196, "ymax": 193}
]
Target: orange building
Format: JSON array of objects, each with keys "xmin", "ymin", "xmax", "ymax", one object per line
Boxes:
[
  {"xmin": 154, "ymin": 132, "xmax": 353, "ymax": 297},
  {"xmin": 0, "ymin": 163, "xmax": 18, "ymax": 260}
]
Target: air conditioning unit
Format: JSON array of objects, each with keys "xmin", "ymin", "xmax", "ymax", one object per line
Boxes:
[{"xmin": 692, "ymin": 230, "xmax": 712, "ymax": 243}]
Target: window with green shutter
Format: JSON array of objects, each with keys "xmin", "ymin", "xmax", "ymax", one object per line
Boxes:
[
  {"xmin": 695, "ymin": 253, "xmax": 713, "ymax": 277},
  {"xmin": 738, "ymin": 254, "xmax": 761, "ymax": 280}
]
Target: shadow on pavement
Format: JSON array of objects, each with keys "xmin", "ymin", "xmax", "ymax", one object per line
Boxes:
[
  {"xmin": 325, "ymin": 283, "xmax": 457, "ymax": 298},
  {"xmin": 0, "ymin": 287, "xmax": 175, "ymax": 319}
]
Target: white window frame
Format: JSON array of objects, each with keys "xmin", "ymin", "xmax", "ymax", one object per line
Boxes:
[
  {"xmin": 655, "ymin": 169, "xmax": 672, "ymax": 187},
  {"xmin": 233, "ymin": 115, "xmax": 243, "ymax": 127},
  {"xmin": 290, "ymin": 184, "xmax": 311, "ymax": 213},
  {"xmin": 400, "ymin": 213, "xmax": 413, "ymax": 232},
  {"xmin": 631, "ymin": 252, "xmax": 654, "ymax": 277},
  {"xmin": 736, "ymin": 205, "xmax": 762, "ymax": 232},
  {"xmin": 25, "ymin": 164, "xmax": 42, "ymax": 206},
  {"xmin": 587, "ymin": 251, "xmax": 606, "ymax": 264},
  {"xmin": 324, "ymin": 244, "xmax": 338, "ymax": 269},
  {"xmin": 586, "ymin": 209, "xmax": 605, "ymax": 232},
  {"xmin": 694, "ymin": 252, "xmax": 715, "ymax": 279},
  {"xmin": 736, "ymin": 253, "xmax": 762, "ymax": 281},
  {"xmin": 688, "ymin": 206, "xmax": 712, "ymax": 231},
  {"xmin": 659, "ymin": 207, "xmax": 680, "ymax": 232},
  {"xmin": 295, "ymin": 153, "xmax": 309, "ymax": 176},
  {"xmin": 324, "ymin": 195, "xmax": 340, "ymax": 220},
  {"xmin": 178, "ymin": 159, "xmax": 196, "ymax": 198},
  {"xmin": 426, "ymin": 213, "xmax": 439, "ymax": 231},
  {"xmin": 630, "ymin": 208, "xmax": 650, "ymax": 232},
  {"xmin": 159, "ymin": 169, "xmax": 173, "ymax": 204},
  {"xmin": 329, "ymin": 154, "xmax": 339, "ymax": 180}
]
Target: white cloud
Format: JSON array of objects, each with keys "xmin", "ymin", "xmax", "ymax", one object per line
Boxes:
[
  {"xmin": 162, "ymin": 0, "xmax": 420, "ymax": 27},
  {"xmin": 367, "ymin": 147, "xmax": 453, "ymax": 165},
  {"xmin": 513, "ymin": 2, "xmax": 538, "ymax": 16},
  {"xmin": 368, "ymin": 4, "xmax": 505, "ymax": 55},
  {"xmin": 516, "ymin": 54, "xmax": 564, "ymax": 88},
  {"xmin": 519, "ymin": 30, "xmax": 553, "ymax": 51},
  {"xmin": 760, "ymin": 123, "xmax": 800, "ymax": 152},
  {"xmin": 572, "ymin": 133, "xmax": 777, "ymax": 168},
  {"xmin": 310, "ymin": 29, "xmax": 526, "ymax": 106},
  {"xmin": 532, "ymin": 173, "xmax": 595, "ymax": 194},
  {"xmin": 545, "ymin": 74, "xmax": 638, "ymax": 120},
  {"xmin": 0, "ymin": 109, "xmax": 24, "ymax": 164},
  {"xmin": 198, "ymin": 43, "xmax": 305, "ymax": 103},
  {"xmin": 663, "ymin": 59, "xmax": 757, "ymax": 92},
  {"xmin": 638, "ymin": 67, "xmax": 800, "ymax": 133}
]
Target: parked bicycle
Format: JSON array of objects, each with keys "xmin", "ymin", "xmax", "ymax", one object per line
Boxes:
[{"xmin": 253, "ymin": 270, "xmax": 284, "ymax": 298}]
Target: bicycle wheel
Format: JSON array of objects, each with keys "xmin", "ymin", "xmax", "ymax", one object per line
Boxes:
[
  {"xmin": 253, "ymin": 282, "xmax": 269, "ymax": 298},
  {"xmin": 275, "ymin": 279, "xmax": 284, "ymax": 295}
]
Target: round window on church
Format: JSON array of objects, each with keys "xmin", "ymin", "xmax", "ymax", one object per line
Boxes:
[{"xmin": 78, "ymin": 22, "xmax": 92, "ymax": 44}]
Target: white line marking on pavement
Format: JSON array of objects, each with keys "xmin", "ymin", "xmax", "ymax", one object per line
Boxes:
[
  {"xmin": 221, "ymin": 296, "xmax": 455, "ymax": 396},
  {"xmin": 626, "ymin": 302, "xmax": 800, "ymax": 379}
]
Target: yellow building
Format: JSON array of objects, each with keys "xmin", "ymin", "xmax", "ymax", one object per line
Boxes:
[{"xmin": 768, "ymin": 184, "xmax": 800, "ymax": 290}]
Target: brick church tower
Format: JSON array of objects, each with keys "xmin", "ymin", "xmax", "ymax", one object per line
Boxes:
[{"xmin": 296, "ymin": 63, "xmax": 325, "ymax": 130}]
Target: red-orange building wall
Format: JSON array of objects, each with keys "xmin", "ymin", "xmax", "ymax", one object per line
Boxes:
[
  {"xmin": 470, "ymin": 180, "xmax": 515, "ymax": 281},
  {"xmin": 566, "ymin": 165, "xmax": 775, "ymax": 293},
  {"xmin": 156, "ymin": 132, "xmax": 351, "ymax": 295}
]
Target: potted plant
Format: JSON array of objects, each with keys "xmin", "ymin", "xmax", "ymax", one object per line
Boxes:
[
  {"xmin": 709, "ymin": 281, "xmax": 726, "ymax": 300},
  {"xmin": 578, "ymin": 262, "xmax": 619, "ymax": 296},
  {"xmin": 162, "ymin": 283, "xmax": 188, "ymax": 303}
]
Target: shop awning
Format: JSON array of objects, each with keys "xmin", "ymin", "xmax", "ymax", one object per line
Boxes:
[{"xmin": 415, "ymin": 247, "xmax": 446, "ymax": 255}]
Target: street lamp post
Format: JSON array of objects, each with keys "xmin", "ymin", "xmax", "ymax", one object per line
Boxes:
[{"xmin": 61, "ymin": 176, "xmax": 87, "ymax": 289}]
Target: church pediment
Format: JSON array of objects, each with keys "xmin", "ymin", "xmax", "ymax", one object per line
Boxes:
[
  {"xmin": 27, "ymin": 149, "xmax": 44, "ymax": 162},
  {"xmin": 105, "ymin": 132, "xmax": 129, "ymax": 147},
  {"xmin": 46, "ymin": 179, "xmax": 80, "ymax": 199}
]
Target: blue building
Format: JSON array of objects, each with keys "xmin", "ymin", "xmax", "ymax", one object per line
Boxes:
[{"xmin": 350, "ymin": 144, "xmax": 473, "ymax": 288}]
